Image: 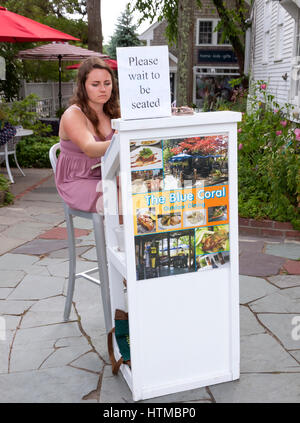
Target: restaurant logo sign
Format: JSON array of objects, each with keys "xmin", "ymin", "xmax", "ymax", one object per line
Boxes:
[
  {"xmin": 197, "ymin": 49, "xmax": 237, "ymax": 64},
  {"xmin": 130, "ymin": 135, "xmax": 230, "ymax": 280}
]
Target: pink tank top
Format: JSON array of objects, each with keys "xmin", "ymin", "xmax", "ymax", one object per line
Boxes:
[{"xmin": 55, "ymin": 105, "xmax": 114, "ymax": 212}]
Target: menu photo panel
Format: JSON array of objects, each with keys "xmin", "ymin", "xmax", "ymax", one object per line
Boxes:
[{"xmin": 130, "ymin": 134, "xmax": 230, "ymax": 280}]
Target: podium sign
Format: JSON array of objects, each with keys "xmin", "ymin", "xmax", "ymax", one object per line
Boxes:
[
  {"xmin": 102, "ymin": 112, "xmax": 241, "ymax": 401},
  {"xmin": 116, "ymin": 45, "xmax": 171, "ymax": 120}
]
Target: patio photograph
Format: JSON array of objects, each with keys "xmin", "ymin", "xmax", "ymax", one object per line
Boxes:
[
  {"xmin": 162, "ymin": 134, "xmax": 229, "ymax": 190},
  {"xmin": 135, "ymin": 229, "xmax": 195, "ymax": 280}
]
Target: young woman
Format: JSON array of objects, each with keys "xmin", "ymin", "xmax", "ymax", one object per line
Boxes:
[{"xmin": 55, "ymin": 57, "xmax": 120, "ymax": 213}]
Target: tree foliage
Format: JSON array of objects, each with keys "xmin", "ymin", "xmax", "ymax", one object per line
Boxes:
[
  {"xmin": 107, "ymin": 3, "xmax": 141, "ymax": 60},
  {"xmin": 132, "ymin": 0, "xmax": 179, "ymax": 44},
  {"xmin": 132, "ymin": 0, "xmax": 249, "ymax": 104},
  {"xmin": 4, "ymin": 0, "xmax": 87, "ymax": 19},
  {"xmin": 133, "ymin": 0, "xmax": 248, "ymax": 61}
]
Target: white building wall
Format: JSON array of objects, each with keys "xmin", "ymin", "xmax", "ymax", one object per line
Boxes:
[{"xmin": 251, "ymin": 0, "xmax": 296, "ymax": 110}]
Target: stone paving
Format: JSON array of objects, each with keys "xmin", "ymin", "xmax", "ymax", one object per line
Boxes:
[{"xmin": 0, "ymin": 168, "xmax": 300, "ymax": 403}]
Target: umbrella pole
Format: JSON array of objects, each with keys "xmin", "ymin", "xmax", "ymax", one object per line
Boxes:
[{"xmin": 58, "ymin": 54, "xmax": 62, "ymax": 111}]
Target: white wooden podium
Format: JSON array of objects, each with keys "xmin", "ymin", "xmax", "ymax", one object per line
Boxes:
[{"xmin": 101, "ymin": 111, "xmax": 241, "ymax": 401}]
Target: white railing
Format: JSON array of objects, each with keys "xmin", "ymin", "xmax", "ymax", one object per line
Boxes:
[
  {"xmin": 33, "ymin": 96, "xmax": 72, "ymax": 118},
  {"xmin": 19, "ymin": 80, "xmax": 76, "ymax": 117}
]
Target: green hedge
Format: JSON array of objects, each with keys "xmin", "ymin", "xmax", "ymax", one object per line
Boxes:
[
  {"xmin": 14, "ymin": 135, "xmax": 59, "ymax": 168},
  {"xmin": 0, "ymin": 174, "xmax": 14, "ymax": 206}
]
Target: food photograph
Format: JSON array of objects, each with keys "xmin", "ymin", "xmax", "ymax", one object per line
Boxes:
[
  {"xmin": 130, "ymin": 140, "xmax": 161, "ymax": 148},
  {"xmin": 136, "ymin": 208, "xmax": 157, "ymax": 234},
  {"xmin": 207, "ymin": 205, "xmax": 228, "ymax": 222},
  {"xmin": 130, "ymin": 141, "xmax": 163, "ymax": 171},
  {"xmin": 139, "ymin": 140, "xmax": 161, "ymax": 146},
  {"xmin": 157, "ymin": 213, "xmax": 182, "ymax": 230},
  {"xmin": 195, "ymin": 224, "xmax": 229, "ymax": 256},
  {"xmin": 183, "ymin": 209, "xmax": 206, "ymax": 227}
]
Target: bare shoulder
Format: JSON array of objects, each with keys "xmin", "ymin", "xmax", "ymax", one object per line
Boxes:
[
  {"xmin": 60, "ymin": 105, "xmax": 90, "ymax": 141},
  {"xmin": 61, "ymin": 106, "xmax": 87, "ymax": 128},
  {"xmin": 62, "ymin": 105, "xmax": 85, "ymax": 120}
]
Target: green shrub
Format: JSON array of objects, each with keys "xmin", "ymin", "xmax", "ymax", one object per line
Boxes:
[
  {"xmin": 0, "ymin": 174, "xmax": 14, "ymax": 206},
  {"xmin": 13, "ymin": 135, "xmax": 59, "ymax": 168},
  {"xmin": 237, "ymin": 81, "xmax": 300, "ymax": 230},
  {"xmin": 1, "ymin": 94, "xmax": 52, "ymax": 136},
  {"xmin": 0, "ymin": 96, "xmax": 57, "ymax": 170}
]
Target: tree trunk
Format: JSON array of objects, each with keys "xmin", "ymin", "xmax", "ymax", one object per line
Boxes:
[
  {"xmin": 212, "ymin": 0, "xmax": 245, "ymax": 79},
  {"xmin": 176, "ymin": 0, "xmax": 195, "ymax": 107},
  {"xmin": 87, "ymin": 0, "xmax": 103, "ymax": 52}
]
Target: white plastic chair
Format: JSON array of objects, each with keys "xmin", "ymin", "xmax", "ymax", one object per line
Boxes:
[{"xmin": 49, "ymin": 143, "xmax": 112, "ymax": 331}]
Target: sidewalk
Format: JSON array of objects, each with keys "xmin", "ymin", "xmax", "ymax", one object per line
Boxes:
[{"xmin": 0, "ymin": 168, "xmax": 300, "ymax": 403}]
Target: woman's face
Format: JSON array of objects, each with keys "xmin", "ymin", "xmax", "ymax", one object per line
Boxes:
[{"xmin": 85, "ymin": 68, "xmax": 113, "ymax": 106}]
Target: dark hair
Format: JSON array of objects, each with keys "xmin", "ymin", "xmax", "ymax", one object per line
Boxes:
[{"xmin": 70, "ymin": 57, "xmax": 120, "ymax": 140}]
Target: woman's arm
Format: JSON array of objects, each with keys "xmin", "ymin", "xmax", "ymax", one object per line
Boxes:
[{"xmin": 60, "ymin": 108, "xmax": 111, "ymax": 158}]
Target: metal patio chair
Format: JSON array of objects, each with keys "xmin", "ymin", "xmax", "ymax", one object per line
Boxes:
[{"xmin": 49, "ymin": 143, "xmax": 111, "ymax": 331}]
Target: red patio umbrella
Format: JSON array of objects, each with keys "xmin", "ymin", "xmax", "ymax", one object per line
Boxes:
[
  {"xmin": 66, "ymin": 58, "xmax": 118, "ymax": 71},
  {"xmin": 0, "ymin": 6, "xmax": 79, "ymax": 42},
  {"xmin": 18, "ymin": 42, "xmax": 108, "ymax": 109}
]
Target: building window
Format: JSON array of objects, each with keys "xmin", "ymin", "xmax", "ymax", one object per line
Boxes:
[
  {"xmin": 274, "ymin": 4, "xmax": 285, "ymax": 61},
  {"xmin": 198, "ymin": 21, "xmax": 213, "ymax": 44},
  {"xmin": 197, "ymin": 19, "xmax": 231, "ymax": 46},
  {"xmin": 263, "ymin": 0, "xmax": 271, "ymax": 64}
]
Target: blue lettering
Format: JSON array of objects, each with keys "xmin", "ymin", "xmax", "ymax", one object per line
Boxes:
[
  {"xmin": 197, "ymin": 187, "xmax": 226, "ymax": 200},
  {"xmin": 170, "ymin": 192, "xmax": 194, "ymax": 203},
  {"xmin": 145, "ymin": 194, "xmax": 166, "ymax": 206}
]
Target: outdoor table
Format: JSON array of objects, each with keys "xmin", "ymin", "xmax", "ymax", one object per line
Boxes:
[
  {"xmin": 101, "ymin": 111, "xmax": 241, "ymax": 401},
  {"xmin": 0, "ymin": 127, "xmax": 33, "ymax": 183}
]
